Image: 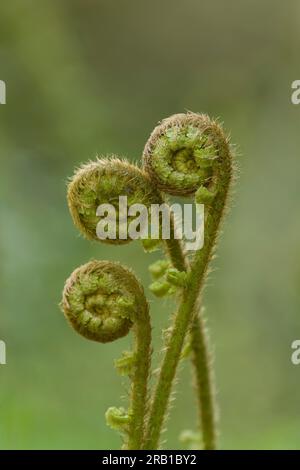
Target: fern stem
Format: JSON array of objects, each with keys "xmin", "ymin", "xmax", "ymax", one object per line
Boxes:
[
  {"xmin": 61, "ymin": 260, "xmax": 151, "ymax": 450},
  {"xmin": 164, "ymin": 221, "xmax": 217, "ymax": 450}
]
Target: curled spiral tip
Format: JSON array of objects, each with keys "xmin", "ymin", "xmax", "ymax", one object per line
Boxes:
[
  {"xmin": 67, "ymin": 157, "xmax": 162, "ymax": 243},
  {"xmin": 61, "ymin": 260, "xmax": 147, "ymax": 343},
  {"xmin": 143, "ymin": 112, "xmax": 231, "ymax": 196}
]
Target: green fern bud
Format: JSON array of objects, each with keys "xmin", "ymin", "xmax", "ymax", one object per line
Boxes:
[
  {"xmin": 114, "ymin": 351, "xmax": 136, "ymax": 376},
  {"xmin": 148, "ymin": 259, "xmax": 170, "ymax": 280},
  {"xmin": 149, "ymin": 280, "xmax": 174, "ymax": 298},
  {"xmin": 166, "ymin": 268, "xmax": 188, "ymax": 287},
  {"xmin": 105, "ymin": 407, "xmax": 131, "ymax": 432}
]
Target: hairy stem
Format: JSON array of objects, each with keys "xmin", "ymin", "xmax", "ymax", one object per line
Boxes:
[
  {"xmin": 144, "ymin": 156, "xmax": 231, "ymax": 449},
  {"xmin": 127, "ymin": 307, "xmax": 152, "ymax": 449},
  {"xmin": 164, "ymin": 218, "xmax": 217, "ymax": 450}
]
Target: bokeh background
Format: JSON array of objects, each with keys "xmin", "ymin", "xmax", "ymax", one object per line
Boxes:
[{"xmin": 0, "ymin": 0, "xmax": 299, "ymax": 450}]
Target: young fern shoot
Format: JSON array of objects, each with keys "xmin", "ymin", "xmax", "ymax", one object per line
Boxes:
[
  {"xmin": 142, "ymin": 113, "xmax": 234, "ymax": 450},
  {"xmin": 62, "ymin": 159, "xmax": 163, "ymax": 450},
  {"xmin": 61, "ymin": 261, "xmax": 151, "ymax": 450}
]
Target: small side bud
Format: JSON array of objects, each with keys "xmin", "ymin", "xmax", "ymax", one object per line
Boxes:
[
  {"xmin": 166, "ymin": 268, "xmax": 188, "ymax": 287},
  {"xmin": 105, "ymin": 407, "xmax": 131, "ymax": 432}
]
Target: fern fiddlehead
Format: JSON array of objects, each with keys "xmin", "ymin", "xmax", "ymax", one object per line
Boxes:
[
  {"xmin": 61, "ymin": 112, "xmax": 235, "ymax": 450},
  {"xmin": 62, "ymin": 157, "xmax": 163, "ymax": 449},
  {"xmin": 61, "ymin": 260, "xmax": 151, "ymax": 450},
  {"xmin": 142, "ymin": 112, "xmax": 234, "ymax": 450}
]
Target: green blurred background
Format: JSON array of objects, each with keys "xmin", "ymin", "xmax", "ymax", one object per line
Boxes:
[{"xmin": 0, "ymin": 0, "xmax": 299, "ymax": 450}]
